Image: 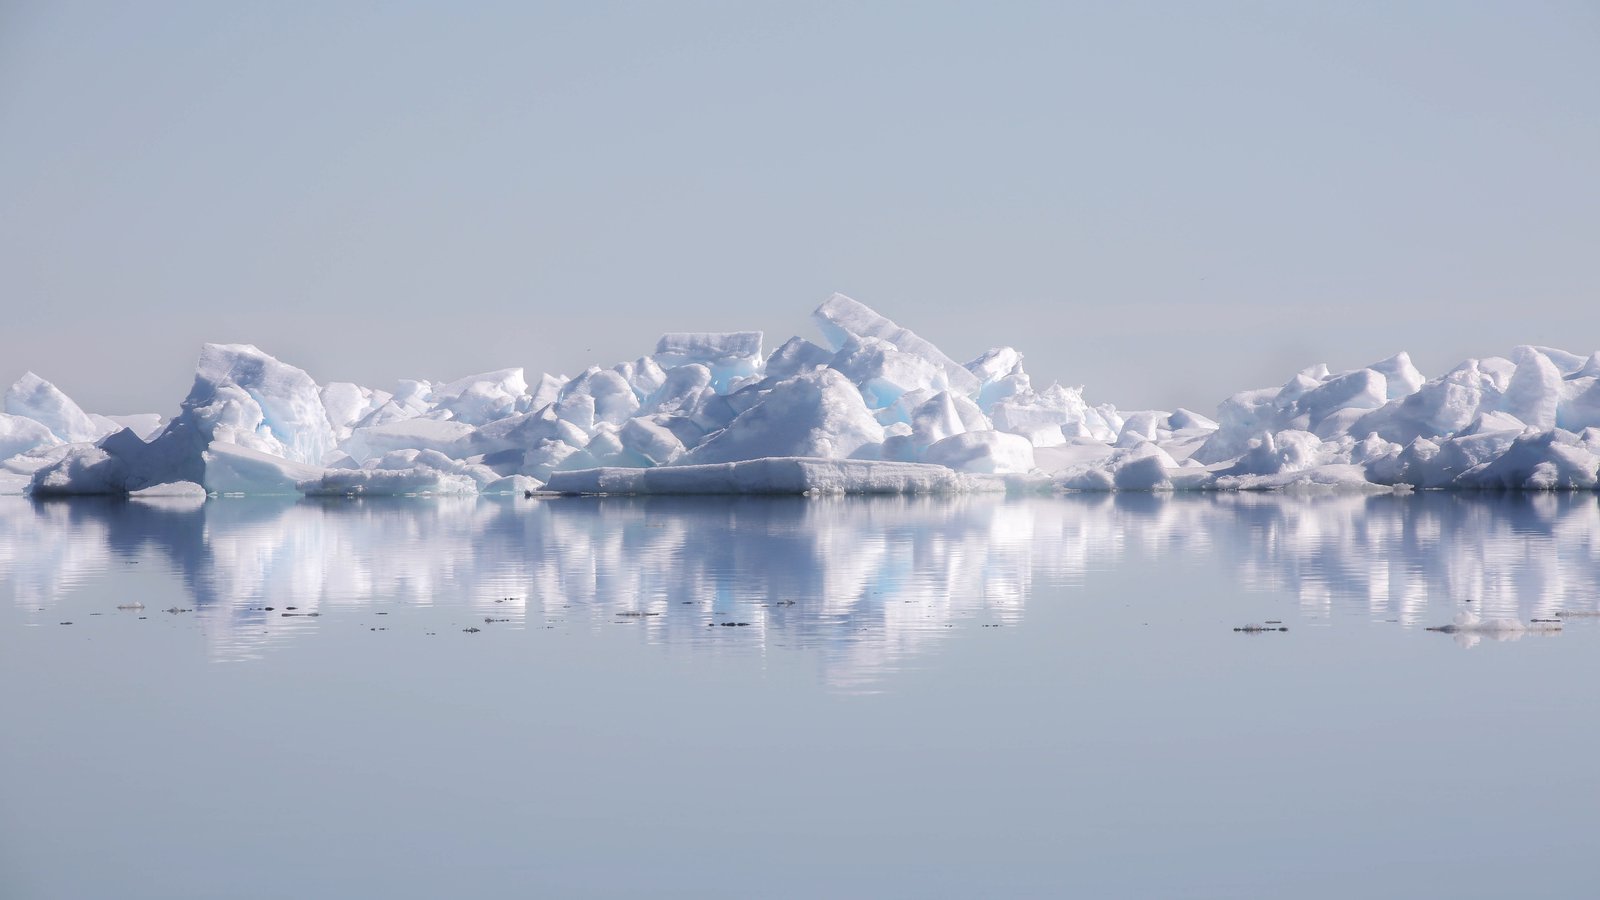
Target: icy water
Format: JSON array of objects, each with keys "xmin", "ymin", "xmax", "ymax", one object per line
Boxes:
[{"xmin": 2, "ymin": 493, "xmax": 1598, "ymax": 899}]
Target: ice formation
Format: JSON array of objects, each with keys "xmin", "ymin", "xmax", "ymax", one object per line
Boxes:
[{"xmin": 4, "ymin": 293, "xmax": 1600, "ymax": 496}]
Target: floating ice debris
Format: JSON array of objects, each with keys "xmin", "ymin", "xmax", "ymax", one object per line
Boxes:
[
  {"xmin": 1233, "ymin": 624, "xmax": 1289, "ymax": 633},
  {"xmin": 1425, "ymin": 611, "xmax": 1562, "ymax": 635},
  {"xmin": 6, "ymin": 295, "xmax": 1600, "ymax": 497}
]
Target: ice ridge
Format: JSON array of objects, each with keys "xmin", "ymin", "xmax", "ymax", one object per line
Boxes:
[{"xmin": 4, "ymin": 296, "xmax": 1600, "ymax": 497}]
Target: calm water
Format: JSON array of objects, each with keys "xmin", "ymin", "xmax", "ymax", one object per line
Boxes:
[{"xmin": 2, "ymin": 492, "xmax": 1597, "ymax": 899}]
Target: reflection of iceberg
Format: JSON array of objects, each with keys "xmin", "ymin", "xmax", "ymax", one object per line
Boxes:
[
  {"xmin": 1425, "ymin": 610, "xmax": 1563, "ymax": 649},
  {"xmin": 3, "ymin": 493, "xmax": 1597, "ymax": 679}
]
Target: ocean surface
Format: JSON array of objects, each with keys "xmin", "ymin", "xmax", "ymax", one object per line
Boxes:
[{"xmin": 2, "ymin": 492, "xmax": 1597, "ymax": 899}]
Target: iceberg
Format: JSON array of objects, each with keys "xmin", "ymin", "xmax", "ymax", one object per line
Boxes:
[{"xmin": 3, "ymin": 293, "xmax": 1598, "ymax": 497}]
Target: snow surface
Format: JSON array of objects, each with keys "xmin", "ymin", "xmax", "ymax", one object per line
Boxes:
[{"xmin": 4, "ymin": 294, "xmax": 1600, "ymax": 496}]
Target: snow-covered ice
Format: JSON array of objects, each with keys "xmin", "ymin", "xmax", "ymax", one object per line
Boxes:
[{"xmin": 4, "ymin": 294, "xmax": 1600, "ymax": 497}]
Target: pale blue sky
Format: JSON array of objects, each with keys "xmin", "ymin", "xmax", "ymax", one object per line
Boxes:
[{"xmin": 2, "ymin": 1, "xmax": 1596, "ymax": 416}]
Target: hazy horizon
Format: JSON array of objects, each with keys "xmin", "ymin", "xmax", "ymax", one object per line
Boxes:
[{"xmin": 3, "ymin": 2, "xmax": 1596, "ymax": 418}]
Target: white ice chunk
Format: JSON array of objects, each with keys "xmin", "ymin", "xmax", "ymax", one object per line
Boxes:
[
  {"xmin": 553, "ymin": 392, "xmax": 596, "ymax": 432},
  {"xmin": 1559, "ymin": 376, "xmax": 1600, "ymax": 431},
  {"xmin": 1056, "ymin": 443, "xmax": 1181, "ymax": 491},
  {"xmin": 1369, "ymin": 351, "xmax": 1425, "ymax": 399},
  {"xmin": 1498, "ymin": 346, "xmax": 1562, "ymax": 432},
  {"xmin": 0, "ymin": 413, "xmax": 60, "ymax": 460},
  {"xmin": 1455, "ymin": 431, "xmax": 1599, "ymax": 490},
  {"xmin": 990, "ymin": 385, "xmax": 1098, "ymax": 447},
  {"xmin": 357, "ymin": 379, "xmax": 434, "ymax": 428},
  {"xmin": 680, "ymin": 368, "xmax": 886, "ymax": 465},
  {"xmin": 1163, "ymin": 408, "xmax": 1218, "ymax": 432},
  {"xmin": 158, "ymin": 343, "xmax": 339, "ymax": 473},
  {"xmin": 828, "ymin": 336, "xmax": 949, "ymax": 409},
  {"xmin": 559, "ymin": 367, "xmax": 639, "ymax": 427},
  {"xmin": 431, "ymin": 368, "xmax": 528, "ymax": 426},
  {"xmin": 521, "ymin": 439, "xmax": 586, "ymax": 481},
  {"xmin": 1116, "ymin": 411, "xmax": 1164, "ymax": 446},
  {"xmin": 529, "ymin": 373, "xmax": 566, "ymax": 411},
  {"xmin": 619, "ymin": 417, "xmax": 687, "ymax": 467},
  {"xmin": 1300, "ymin": 369, "xmax": 1388, "ymax": 425},
  {"xmin": 965, "ymin": 347, "xmax": 1031, "ymax": 409},
  {"xmin": 322, "ymin": 382, "xmax": 394, "ymax": 440},
  {"xmin": 203, "ymin": 442, "xmax": 324, "ymax": 494},
  {"xmin": 4, "ymin": 373, "xmax": 107, "ymax": 443},
  {"xmin": 1223, "ymin": 430, "xmax": 1325, "ymax": 476},
  {"xmin": 910, "ymin": 391, "xmax": 970, "ymax": 451},
  {"xmin": 812, "ymin": 293, "xmax": 979, "ymax": 396},
  {"xmin": 467, "ymin": 406, "xmax": 589, "ymax": 457},
  {"xmin": 764, "ymin": 337, "xmax": 834, "ymax": 382},
  {"xmin": 616, "ymin": 357, "xmax": 668, "ymax": 401},
  {"xmin": 341, "ymin": 418, "xmax": 476, "ymax": 463},
  {"xmin": 654, "ymin": 332, "xmax": 764, "ymax": 393},
  {"xmin": 923, "ymin": 431, "xmax": 1036, "ymax": 475},
  {"xmin": 28, "ymin": 445, "xmax": 129, "ymax": 495},
  {"xmin": 640, "ymin": 364, "xmax": 715, "ymax": 418},
  {"xmin": 1529, "ymin": 346, "xmax": 1591, "ymax": 376}
]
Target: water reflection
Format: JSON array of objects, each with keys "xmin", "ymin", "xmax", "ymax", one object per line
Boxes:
[{"xmin": 2, "ymin": 493, "xmax": 1597, "ymax": 677}]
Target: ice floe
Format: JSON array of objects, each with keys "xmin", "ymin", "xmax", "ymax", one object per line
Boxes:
[{"xmin": 4, "ymin": 295, "xmax": 1600, "ymax": 496}]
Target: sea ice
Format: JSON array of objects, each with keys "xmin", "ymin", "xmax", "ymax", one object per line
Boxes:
[{"xmin": 5, "ymin": 294, "xmax": 1598, "ymax": 497}]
